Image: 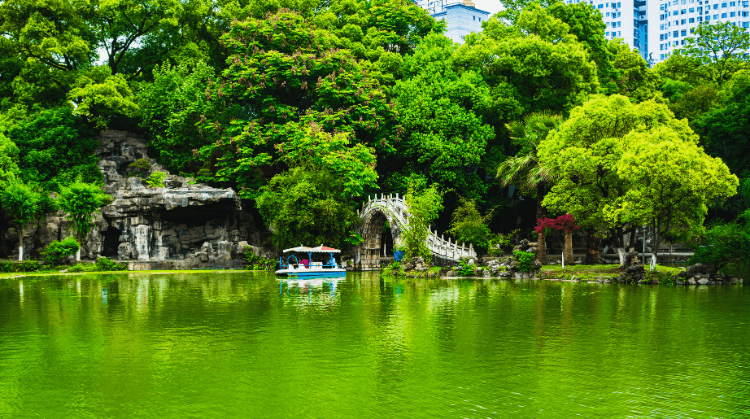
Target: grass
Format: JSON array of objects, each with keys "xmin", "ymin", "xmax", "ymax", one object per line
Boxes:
[{"xmin": 539, "ymin": 263, "xmax": 683, "ymax": 282}]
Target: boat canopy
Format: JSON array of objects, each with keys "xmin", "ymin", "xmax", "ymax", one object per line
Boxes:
[{"xmin": 282, "ymin": 245, "xmax": 341, "ymax": 253}]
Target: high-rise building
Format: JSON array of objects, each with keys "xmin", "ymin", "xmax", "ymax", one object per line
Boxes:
[
  {"xmin": 649, "ymin": 0, "xmax": 750, "ymax": 63},
  {"xmin": 417, "ymin": 0, "xmax": 491, "ymax": 43},
  {"xmin": 575, "ymin": 0, "xmax": 649, "ymax": 60}
]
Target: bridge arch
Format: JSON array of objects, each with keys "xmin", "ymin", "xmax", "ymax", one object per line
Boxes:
[{"xmin": 354, "ymin": 193, "xmax": 476, "ymax": 270}]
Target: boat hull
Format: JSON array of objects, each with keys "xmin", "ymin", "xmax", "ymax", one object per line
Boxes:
[{"xmin": 275, "ymin": 269, "xmax": 346, "ymax": 278}]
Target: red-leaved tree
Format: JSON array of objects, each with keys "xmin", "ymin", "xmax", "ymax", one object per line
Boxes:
[{"xmin": 535, "ymin": 214, "xmax": 579, "ymax": 265}]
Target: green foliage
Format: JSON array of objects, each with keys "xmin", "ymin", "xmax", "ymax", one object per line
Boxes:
[
  {"xmin": 539, "ymin": 95, "xmax": 737, "ymax": 256},
  {"xmin": 136, "ymin": 62, "xmax": 217, "ymax": 174},
  {"xmin": 7, "ymin": 107, "xmax": 100, "ymax": 191},
  {"xmin": 689, "ymin": 213, "xmax": 750, "ymax": 272},
  {"xmin": 0, "ymin": 259, "xmax": 13, "ymax": 273},
  {"xmin": 129, "ymin": 159, "xmax": 152, "ymax": 172},
  {"xmin": 94, "ymin": 257, "xmax": 127, "ymax": 272},
  {"xmin": 457, "ymin": 258, "xmax": 475, "ymax": 277},
  {"xmin": 604, "ymin": 39, "xmax": 662, "ymax": 102},
  {"xmin": 41, "ymin": 237, "xmax": 80, "ymax": 266},
  {"xmin": 343, "ymin": 231, "xmax": 364, "ymax": 247},
  {"xmin": 695, "ymin": 70, "xmax": 750, "ymax": 178},
  {"xmin": 447, "ymin": 198, "xmax": 493, "ymax": 254},
  {"xmin": 388, "ymin": 33, "xmax": 494, "ymax": 197},
  {"xmin": 456, "ymin": 4, "xmax": 599, "ymax": 116},
  {"xmin": 194, "ymin": 10, "xmax": 397, "ymax": 198},
  {"xmin": 401, "ymin": 183, "xmax": 443, "ymax": 262},
  {"xmin": 677, "ymin": 21, "xmax": 750, "ymax": 86},
  {"xmin": 0, "ymin": 132, "xmax": 20, "ymax": 186},
  {"xmin": 488, "ymin": 229, "xmax": 520, "ymax": 256},
  {"xmin": 144, "ymin": 171, "xmax": 168, "ymax": 188},
  {"xmin": 58, "ymin": 180, "xmax": 112, "ymax": 244},
  {"xmin": 0, "ymin": 181, "xmax": 42, "ymax": 236},
  {"xmin": 68, "ymin": 66, "xmax": 139, "ymax": 129},
  {"xmin": 513, "ymin": 250, "xmax": 536, "ymax": 272},
  {"xmin": 243, "ymin": 247, "xmax": 274, "ymax": 270},
  {"xmin": 67, "ymin": 263, "xmax": 97, "ymax": 273},
  {"xmin": 256, "ymin": 167, "xmax": 361, "ymax": 251},
  {"xmin": 17, "ymin": 260, "xmax": 41, "ymax": 272},
  {"xmin": 382, "ymin": 261, "xmax": 405, "ymax": 277}
]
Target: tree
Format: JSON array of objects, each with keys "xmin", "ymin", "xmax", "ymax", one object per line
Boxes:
[
  {"xmin": 695, "ymin": 70, "xmax": 750, "ymax": 178},
  {"xmin": 498, "ymin": 111, "xmax": 563, "ymax": 262},
  {"xmin": 447, "ymin": 198, "xmax": 494, "ymax": 254},
  {"xmin": 456, "ymin": 4, "xmax": 599, "ymax": 116},
  {"xmin": 256, "ymin": 125, "xmax": 378, "ymax": 250},
  {"xmin": 137, "ymin": 61, "xmax": 217, "ymax": 174},
  {"xmin": 605, "ymin": 39, "xmax": 662, "ymax": 102},
  {"xmin": 614, "ymin": 128, "xmax": 737, "ymax": 263},
  {"xmin": 388, "ymin": 33, "xmax": 494, "ymax": 197},
  {"xmin": 547, "ymin": 2, "xmax": 613, "ymax": 87},
  {"xmin": 535, "ymin": 214, "xmax": 579, "ymax": 265},
  {"xmin": 0, "ymin": 132, "xmax": 19, "ymax": 186},
  {"xmin": 677, "ymin": 21, "xmax": 750, "ymax": 87},
  {"xmin": 8, "ymin": 107, "xmax": 100, "ymax": 191},
  {"xmin": 193, "ymin": 10, "xmax": 397, "ymax": 198},
  {"xmin": 58, "ymin": 180, "xmax": 112, "ymax": 261},
  {"xmin": 538, "ymin": 95, "xmax": 709, "ymax": 267},
  {"xmin": 689, "ymin": 211, "xmax": 750, "ymax": 272},
  {"xmin": 0, "ymin": 181, "xmax": 41, "ymax": 260},
  {"xmin": 401, "ymin": 183, "xmax": 443, "ymax": 262}
]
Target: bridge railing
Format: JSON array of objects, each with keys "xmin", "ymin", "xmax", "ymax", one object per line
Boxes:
[{"xmin": 359, "ymin": 193, "xmax": 476, "ymax": 261}]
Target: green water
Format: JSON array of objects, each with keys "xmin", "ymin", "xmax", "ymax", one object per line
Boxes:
[{"xmin": 1, "ymin": 272, "xmax": 749, "ymax": 418}]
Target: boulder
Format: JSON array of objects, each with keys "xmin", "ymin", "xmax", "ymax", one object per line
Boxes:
[{"xmin": 686, "ymin": 263, "xmax": 714, "ymax": 276}]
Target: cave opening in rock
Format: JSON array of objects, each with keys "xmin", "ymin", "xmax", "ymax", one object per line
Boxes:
[{"xmin": 102, "ymin": 226, "xmax": 122, "ymax": 258}]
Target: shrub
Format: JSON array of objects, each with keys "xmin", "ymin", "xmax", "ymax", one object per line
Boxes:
[
  {"xmin": 513, "ymin": 250, "xmax": 536, "ymax": 272},
  {"xmin": 382, "ymin": 261, "xmax": 405, "ymax": 277},
  {"xmin": 0, "ymin": 259, "xmax": 13, "ymax": 273},
  {"xmin": 18, "ymin": 260, "xmax": 42, "ymax": 272},
  {"xmin": 95, "ymin": 257, "xmax": 127, "ymax": 271},
  {"xmin": 129, "ymin": 159, "xmax": 151, "ymax": 172},
  {"xmin": 457, "ymin": 258, "xmax": 475, "ymax": 276},
  {"xmin": 689, "ymin": 218, "xmax": 750, "ymax": 272},
  {"xmin": 68, "ymin": 262, "xmax": 97, "ymax": 273},
  {"xmin": 448, "ymin": 198, "xmax": 495, "ymax": 254},
  {"xmin": 244, "ymin": 247, "xmax": 275, "ymax": 270},
  {"xmin": 488, "ymin": 229, "xmax": 520, "ymax": 256},
  {"xmin": 144, "ymin": 170, "xmax": 167, "ymax": 188},
  {"xmin": 41, "ymin": 237, "xmax": 80, "ymax": 265}
]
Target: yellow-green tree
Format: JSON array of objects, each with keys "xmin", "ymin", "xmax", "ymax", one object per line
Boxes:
[
  {"xmin": 614, "ymin": 128, "xmax": 737, "ymax": 262},
  {"xmin": 539, "ymin": 95, "xmax": 736, "ymax": 265},
  {"xmin": 58, "ymin": 180, "xmax": 112, "ymax": 261}
]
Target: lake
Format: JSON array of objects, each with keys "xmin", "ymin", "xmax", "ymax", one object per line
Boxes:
[{"xmin": 1, "ymin": 272, "xmax": 749, "ymax": 418}]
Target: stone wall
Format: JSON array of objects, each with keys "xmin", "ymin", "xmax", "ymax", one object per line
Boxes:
[{"xmin": 1, "ymin": 130, "xmax": 274, "ymax": 269}]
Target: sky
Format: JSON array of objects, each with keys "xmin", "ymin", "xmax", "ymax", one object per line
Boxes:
[{"xmin": 473, "ymin": 0, "xmax": 504, "ymax": 16}]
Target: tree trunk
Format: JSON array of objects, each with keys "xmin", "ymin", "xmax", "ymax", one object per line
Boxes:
[
  {"xmin": 652, "ymin": 223, "xmax": 660, "ymax": 269},
  {"xmin": 537, "ymin": 231, "xmax": 547, "ymax": 263},
  {"xmin": 564, "ymin": 231, "xmax": 574, "ymax": 265},
  {"xmin": 76, "ymin": 248, "xmax": 81, "ymax": 262},
  {"xmin": 617, "ymin": 247, "xmax": 627, "ymax": 269},
  {"xmin": 18, "ymin": 228, "xmax": 23, "ymax": 261},
  {"xmin": 585, "ymin": 228, "xmax": 600, "ymax": 265},
  {"xmin": 536, "ymin": 183, "xmax": 546, "ymax": 263}
]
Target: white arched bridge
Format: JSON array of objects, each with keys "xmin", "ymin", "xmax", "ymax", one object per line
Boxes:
[{"xmin": 354, "ymin": 193, "xmax": 477, "ymax": 270}]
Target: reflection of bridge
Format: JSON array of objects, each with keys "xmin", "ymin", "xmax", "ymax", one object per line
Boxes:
[{"xmin": 354, "ymin": 193, "xmax": 476, "ymax": 270}]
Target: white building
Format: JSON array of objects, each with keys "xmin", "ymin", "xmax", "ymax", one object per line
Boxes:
[
  {"xmin": 649, "ymin": 0, "xmax": 750, "ymax": 63},
  {"xmin": 572, "ymin": 0, "xmax": 649, "ymax": 61},
  {"xmin": 417, "ymin": 0, "xmax": 491, "ymax": 43}
]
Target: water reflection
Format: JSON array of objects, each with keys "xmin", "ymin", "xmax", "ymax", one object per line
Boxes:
[{"xmin": 0, "ymin": 273, "xmax": 748, "ymax": 418}]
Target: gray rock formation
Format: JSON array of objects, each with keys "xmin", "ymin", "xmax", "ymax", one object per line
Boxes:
[{"xmin": 2, "ymin": 130, "xmax": 273, "ymax": 268}]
